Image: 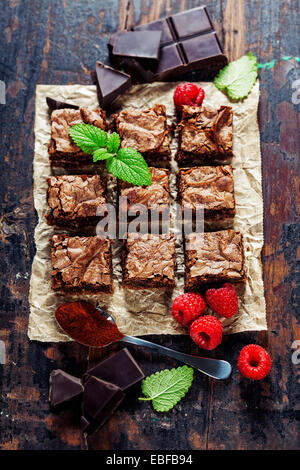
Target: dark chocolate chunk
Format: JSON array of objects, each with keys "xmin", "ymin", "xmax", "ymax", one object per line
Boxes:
[
  {"xmin": 118, "ymin": 5, "xmax": 228, "ymax": 82},
  {"xmin": 155, "ymin": 43, "xmax": 183, "ymax": 77},
  {"xmin": 46, "ymin": 97, "xmax": 79, "ymax": 114},
  {"xmin": 112, "ymin": 30, "xmax": 162, "ymax": 60},
  {"xmin": 49, "ymin": 369, "xmax": 84, "ymax": 407},
  {"xmin": 170, "ymin": 6, "xmax": 213, "ymax": 39},
  {"xmin": 93, "ymin": 61, "xmax": 132, "ymax": 108},
  {"xmin": 81, "ymin": 376, "xmax": 124, "ymax": 434},
  {"xmin": 182, "ymin": 32, "xmax": 224, "ymax": 64},
  {"xmin": 107, "ymin": 31, "xmax": 123, "ymax": 58},
  {"xmin": 134, "ymin": 18, "xmax": 173, "ymax": 44},
  {"xmin": 83, "ymin": 348, "xmax": 145, "ymax": 390}
]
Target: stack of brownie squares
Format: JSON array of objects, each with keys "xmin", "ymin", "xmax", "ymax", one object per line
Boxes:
[
  {"xmin": 47, "ymin": 106, "xmax": 115, "ymax": 294},
  {"xmin": 176, "ymin": 104, "xmax": 245, "ymax": 291},
  {"xmin": 114, "ymin": 104, "xmax": 176, "ymax": 290},
  {"xmin": 47, "ymin": 99, "xmax": 245, "ymax": 297}
]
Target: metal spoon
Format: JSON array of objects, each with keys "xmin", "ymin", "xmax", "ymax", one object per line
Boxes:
[{"xmin": 97, "ymin": 308, "xmax": 232, "ymax": 380}]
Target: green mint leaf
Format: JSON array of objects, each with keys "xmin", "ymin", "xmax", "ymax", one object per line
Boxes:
[
  {"xmin": 138, "ymin": 366, "xmax": 194, "ymax": 412},
  {"xmin": 93, "ymin": 148, "xmax": 113, "ymax": 162},
  {"xmin": 214, "ymin": 52, "xmax": 258, "ymax": 100},
  {"xmin": 106, "ymin": 147, "xmax": 152, "ymax": 186},
  {"xmin": 106, "ymin": 132, "xmax": 120, "ymax": 153},
  {"xmin": 69, "ymin": 124, "xmax": 107, "ymax": 154}
]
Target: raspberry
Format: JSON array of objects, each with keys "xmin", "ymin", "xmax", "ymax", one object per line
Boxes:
[
  {"xmin": 173, "ymin": 83, "xmax": 205, "ymax": 112},
  {"xmin": 238, "ymin": 345, "xmax": 271, "ymax": 380},
  {"xmin": 205, "ymin": 283, "xmax": 238, "ymax": 318},
  {"xmin": 172, "ymin": 293, "xmax": 206, "ymax": 327},
  {"xmin": 189, "ymin": 315, "xmax": 223, "ymax": 350}
]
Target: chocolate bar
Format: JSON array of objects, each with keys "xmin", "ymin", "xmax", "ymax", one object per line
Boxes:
[
  {"xmin": 81, "ymin": 376, "xmax": 125, "ymax": 434},
  {"xmin": 109, "ymin": 6, "xmax": 227, "ymax": 82},
  {"xmin": 49, "ymin": 369, "xmax": 84, "ymax": 407},
  {"xmin": 83, "ymin": 348, "xmax": 145, "ymax": 390},
  {"xmin": 93, "ymin": 61, "xmax": 132, "ymax": 108}
]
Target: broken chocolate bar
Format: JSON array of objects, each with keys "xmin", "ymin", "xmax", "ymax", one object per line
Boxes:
[
  {"xmin": 49, "ymin": 369, "xmax": 84, "ymax": 407},
  {"xmin": 109, "ymin": 6, "xmax": 227, "ymax": 82},
  {"xmin": 81, "ymin": 376, "xmax": 125, "ymax": 434},
  {"xmin": 93, "ymin": 61, "xmax": 132, "ymax": 108},
  {"xmin": 83, "ymin": 348, "xmax": 145, "ymax": 390}
]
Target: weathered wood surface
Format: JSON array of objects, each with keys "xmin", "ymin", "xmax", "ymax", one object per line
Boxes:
[{"xmin": 0, "ymin": 0, "xmax": 299, "ymax": 450}]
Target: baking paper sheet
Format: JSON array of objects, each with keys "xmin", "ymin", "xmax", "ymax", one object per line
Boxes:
[{"xmin": 28, "ymin": 81, "xmax": 267, "ymax": 342}]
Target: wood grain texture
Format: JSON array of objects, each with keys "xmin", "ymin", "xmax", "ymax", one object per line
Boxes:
[
  {"xmin": 223, "ymin": 0, "xmax": 246, "ymax": 60},
  {"xmin": 0, "ymin": 0, "xmax": 299, "ymax": 450}
]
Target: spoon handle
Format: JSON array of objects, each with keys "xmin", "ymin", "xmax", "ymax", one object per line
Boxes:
[{"xmin": 121, "ymin": 335, "xmax": 231, "ymax": 380}]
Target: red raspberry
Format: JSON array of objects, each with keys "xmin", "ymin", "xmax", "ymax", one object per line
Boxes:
[
  {"xmin": 172, "ymin": 293, "xmax": 206, "ymax": 327},
  {"xmin": 238, "ymin": 345, "xmax": 271, "ymax": 380},
  {"xmin": 205, "ymin": 283, "xmax": 238, "ymax": 318},
  {"xmin": 189, "ymin": 315, "xmax": 223, "ymax": 350},
  {"xmin": 173, "ymin": 83, "xmax": 205, "ymax": 112}
]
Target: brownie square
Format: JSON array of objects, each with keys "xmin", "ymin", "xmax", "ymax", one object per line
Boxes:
[
  {"xmin": 178, "ymin": 165, "xmax": 235, "ymax": 230},
  {"xmin": 118, "ymin": 167, "xmax": 170, "ymax": 215},
  {"xmin": 50, "ymin": 235, "xmax": 113, "ymax": 294},
  {"xmin": 122, "ymin": 233, "xmax": 175, "ymax": 289},
  {"xmin": 46, "ymin": 175, "xmax": 107, "ymax": 230},
  {"xmin": 184, "ymin": 230, "xmax": 245, "ymax": 290},
  {"xmin": 114, "ymin": 104, "xmax": 171, "ymax": 167},
  {"xmin": 49, "ymin": 107, "xmax": 106, "ymax": 168},
  {"xmin": 176, "ymin": 105, "xmax": 233, "ymax": 166}
]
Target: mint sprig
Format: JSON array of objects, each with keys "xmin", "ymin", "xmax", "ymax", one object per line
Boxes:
[
  {"xmin": 139, "ymin": 366, "xmax": 194, "ymax": 412},
  {"xmin": 69, "ymin": 124, "xmax": 107, "ymax": 153},
  {"xmin": 69, "ymin": 124, "xmax": 152, "ymax": 186},
  {"xmin": 214, "ymin": 52, "xmax": 258, "ymax": 100}
]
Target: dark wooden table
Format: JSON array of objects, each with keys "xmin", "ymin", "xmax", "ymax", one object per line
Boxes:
[{"xmin": 0, "ymin": 0, "xmax": 299, "ymax": 451}]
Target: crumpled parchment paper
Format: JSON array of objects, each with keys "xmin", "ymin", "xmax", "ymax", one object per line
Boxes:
[{"xmin": 28, "ymin": 81, "xmax": 267, "ymax": 342}]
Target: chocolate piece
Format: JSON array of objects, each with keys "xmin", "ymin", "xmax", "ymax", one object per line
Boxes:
[
  {"xmin": 134, "ymin": 19, "xmax": 173, "ymax": 45},
  {"xmin": 178, "ymin": 166, "xmax": 235, "ymax": 230},
  {"xmin": 113, "ymin": 104, "xmax": 171, "ymax": 167},
  {"xmin": 93, "ymin": 61, "xmax": 132, "ymax": 108},
  {"xmin": 112, "ymin": 31, "xmax": 162, "ymax": 60},
  {"xmin": 50, "ymin": 235, "xmax": 113, "ymax": 294},
  {"xmin": 46, "ymin": 97, "xmax": 79, "ymax": 114},
  {"xmin": 108, "ymin": 31, "xmax": 162, "ymax": 82},
  {"xmin": 176, "ymin": 105, "xmax": 233, "ymax": 166},
  {"xmin": 184, "ymin": 230, "xmax": 245, "ymax": 291},
  {"xmin": 119, "ymin": 167, "xmax": 170, "ymax": 215},
  {"xmin": 154, "ymin": 43, "xmax": 183, "ymax": 78},
  {"xmin": 122, "ymin": 233, "xmax": 176, "ymax": 289},
  {"xmin": 84, "ymin": 348, "xmax": 145, "ymax": 390},
  {"xmin": 81, "ymin": 376, "xmax": 125, "ymax": 434},
  {"xmin": 48, "ymin": 107, "xmax": 106, "ymax": 169},
  {"xmin": 49, "ymin": 369, "xmax": 83, "ymax": 407},
  {"xmin": 127, "ymin": 6, "xmax": 227, "ymax": 82},
  {"xmin": 170, "ymin": 7, "xmax": 213, "ymax": 38},
  {"xmin": 46, "ymin": 175, "xmax": 107, "ymax": 230}
]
